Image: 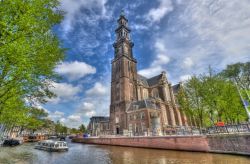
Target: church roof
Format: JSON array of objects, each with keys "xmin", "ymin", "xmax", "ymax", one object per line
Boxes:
[
  {"xmin": 90, "ymin": 116, "xmax": 109, "ymax": 122},
  {"xmin": 147, "ymin": 74, "xmax": 163, "ymax": 86},
  {"xmin": 127, "ymin": 98, "xmax": 160, "ymax": 112},
  {"xmin": 172, "ymin": 83, "xmax": 181, "ymax": 94},
  {"xmin": 137, "ymin": 73, "xmax": 165, "ymax": 87},
  {"xmin": 137, "ymin": 74, "xmax": 149, "ymax": 86}
]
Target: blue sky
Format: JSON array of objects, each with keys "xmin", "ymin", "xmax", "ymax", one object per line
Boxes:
[{"xmin": 42, "ymin": 0, "xmax": 250, "ymax": 128}]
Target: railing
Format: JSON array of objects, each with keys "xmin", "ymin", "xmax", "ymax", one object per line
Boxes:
[
  {"xmin": 206, "ymin": 123, "xmax": 250, "ymax": 134},
  {"xmin": 123, "ymin": 123, "xmax": 250, "ymax": 137},
  {"xmin": 166, "ymin": 123, "xmax": 250, "ymax": 136}
]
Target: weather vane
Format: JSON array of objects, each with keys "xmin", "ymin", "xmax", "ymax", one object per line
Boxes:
[{"xmin": 121, "ymin": 9, "xmax": 125, "ymax": 16}]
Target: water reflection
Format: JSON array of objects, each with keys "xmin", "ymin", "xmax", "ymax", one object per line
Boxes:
[
  {"xmin": 0, "ymin": 141, "xmax": 250, "ymax": 164},
  {"xmin": 99, "ymin": 145, "xmax": 250, "ymax": 164}
]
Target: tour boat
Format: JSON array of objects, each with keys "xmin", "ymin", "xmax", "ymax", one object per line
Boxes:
[{"xmin": 34, "ymin": 140, "xmax": 68, "ymax": 152}]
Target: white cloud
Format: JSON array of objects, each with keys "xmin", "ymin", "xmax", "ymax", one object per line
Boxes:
[
  {"xmin": 48, "ymin": 111, "xmax": 65, "ymax": 120},
  {"xmin": 55, "ymin": 61, "xmax": 96, "ymax": 81},
  {"xmin": 48, "ymin": 82, "xmax": 81, "ymax": 104},
  {"xmin": 183, "ymin": 57, "xmax": 194, "ymax": 68},
  {"xmin": 138, "ymin": 66, "xmax": 165, "ymax": 78},
  {"xmin": 131, "ymin": 24, "xmax": 149, "ymax": 31},
  {"xmin": 138, "ymin": 40, "xmax": 170, "ymax": 78},
  {"xmin": 76, "ymin": 82, "xmax": 110, "ymax": 119},
  {"xmin": 178, "ymin": 0, "xmax": 250, "ymax": 67},
  {"xmin": 60, "ymin": 0, "xmax": 109, "ymax": 34},
  {"xmin": 180, "ymin": 74, "xmax": 191, "ymax": 82},
  {"xmin": 146, "ymin": 0, "xmax": 173, "ymax": 23},
  {"xmin": 145, "ymin": 0, "xmax": 250, "ymax": 83},
  {"xmin": 78, "ymin": 102, "xmax": 96, "ymax": 117},
  {"xmin": 68, "ymin": 115, "xmax": 81, "ymax": 122},
  {"xmin": 86, "ymin": 82, "xmax": 107, "ymax": 96},
  {"xmin": 60, "ymin": 115, "xmax": 83, "ymax": 128}
]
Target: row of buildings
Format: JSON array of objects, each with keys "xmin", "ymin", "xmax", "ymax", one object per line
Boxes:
[{"xmin": 87, "ymin": 13, "xmax": 189, "ymax": 136}]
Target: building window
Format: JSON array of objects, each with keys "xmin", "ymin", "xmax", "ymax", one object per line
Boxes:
[
  {"xmin": 130, "ymin": 83, "xmax": 133, "ymax": 100},
  {"xmin": 128, "ymin": 61, "xmax": 130, "ymax": 72},
  {"xmin": 152, "ymin": 88, "xmax": 159, "ymax": 98},
  {"xmin": 141, "ymin": 122, "xmax": 146, "ymax": 132},
  {"xmin": 143, "ymin": 89, "xmax": 148, "ymax": 99},
  {"xmin": 116, "ymin": 83, "xmax": 120, "ymax": 100},
  {"xmin": 129, "ymin": 115, "xmax": 133, "ymax": 121},
  {"xmin": 133, "ymin": 114, "xmax": 137, "ymax": 120},
  {"xmin": 140, "ymin": 112, "xmax": 145, "ymax": 120},
  {"xmin": 115, "ymin": 116, "xmax": 119, "ymax": 123},
  {"xmin": 129, "ymin": 124, "xmax": 132, "ymax": 131}
]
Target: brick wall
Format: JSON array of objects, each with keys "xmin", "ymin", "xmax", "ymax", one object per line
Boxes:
[
  {"xmin": 207, "ymin": 133, "xmax": 250, "ymax": 155},
  {"xmin": 72, "ymin": 134, "xmax": 250, "ymax": 155},
  {"xmin": 72, "ymin": 136, "xmax": 210, "ymax": 152}
]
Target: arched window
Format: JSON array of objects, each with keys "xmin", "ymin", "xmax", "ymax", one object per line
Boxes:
[
  {"xmin": 152, "ymin": 88, "xmax": 159, "ymax": 98},
  {"xmin": 130, "ymin": 84, "xmax": 133, "ymax": 100},
  {"xmin": 140, "ymin": 112, "xmax": 145, "ymax": 120},
  {"xmin": 143, "ymin": 89, "xmax": 148, "ymax": 99}
]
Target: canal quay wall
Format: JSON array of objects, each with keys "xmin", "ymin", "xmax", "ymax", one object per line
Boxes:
[{"xmin": 72, "ymin": 133, "xmax": 250, "ymax": 155}]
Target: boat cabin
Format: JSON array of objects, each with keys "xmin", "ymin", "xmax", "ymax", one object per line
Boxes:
[{"xmin": 35, "ymin": 140, "xmax": 68, "ymax": 152}]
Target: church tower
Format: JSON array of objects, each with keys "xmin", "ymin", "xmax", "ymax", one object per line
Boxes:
[{"xmin": 110, "ymin": 12, "xmax": 137, "ymax": 134}]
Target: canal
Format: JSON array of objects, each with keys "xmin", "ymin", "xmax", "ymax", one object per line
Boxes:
[{"xmin": 0, "ymin": 140, "xmax": 250, "ymax": 164}]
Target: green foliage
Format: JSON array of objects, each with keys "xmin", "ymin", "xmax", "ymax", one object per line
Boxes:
[
  {"xmin": 177, "ymin": 64, "xmax": 249, "ymax": 127},
  {"xmin": 221, "ymin": 62, "xmax": 250, "ymax": 90},
  {"xmin": 55, "ymin": 121, "xmax": 68, "ymax": 134},
  {"xmin": 24, "ymin": 108, "xmax": 49, "ymax": 132},
  {"xmin": 0, "ymin": 0, "xmax": 64, "ymax": 130},
  {"xmin": 78, "ymin": 124, "xmax": 86, "ymax": 133}
]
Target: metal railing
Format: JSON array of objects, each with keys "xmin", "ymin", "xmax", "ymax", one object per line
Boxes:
[{"xmin": 166, "ymin": 123, "xmax": 250, "ymax": 136}]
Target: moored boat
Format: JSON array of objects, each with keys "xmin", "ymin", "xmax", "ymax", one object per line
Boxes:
[
  {"xmin": 2, "ymin": 139, "xmax": 20, "ymax": 147},
  {"xmin": 34, "ymin": 140, "xmax": 68, "ymax": 152}
]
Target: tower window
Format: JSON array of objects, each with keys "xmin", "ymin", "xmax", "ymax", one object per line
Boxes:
[{"xmin": 128, "ymin": 61, "xmax": 130, "ymax": 72}]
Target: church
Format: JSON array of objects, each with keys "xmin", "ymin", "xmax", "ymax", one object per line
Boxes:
[{"xmin": 87, "ymin": 13, "xmax": 189, "ymax": 136}]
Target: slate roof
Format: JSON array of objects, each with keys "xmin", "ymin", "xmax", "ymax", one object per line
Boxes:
[
  {"xmin": 137, "ymin": 74, "xmax": 149, "ymax": 87},
  {"xmin": 172, "ymin": 83, "xmax": 181, "ymax": 94},
  {"xmin": 147, "ymin": 74, "xmax": 162, "ymax": 86},
  {"xmin": 127, "ymin": 98, "xmax": 160, "ymax": 112},
  {"xmin": 137, "ymin": 73, "xmax": 164, "ymax": 87},
  {"xmin": 90, "ymin": 116, "xmax": 109, "ymax": 122}
]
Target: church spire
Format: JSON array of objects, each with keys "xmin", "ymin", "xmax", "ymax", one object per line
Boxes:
[
  {"xmin": 115, "ymin": 10, "xmax": 130, "ymax": 41},
  {"xmin": 113, "ymin": 11, "xmax": 134, "ymax": 59}
]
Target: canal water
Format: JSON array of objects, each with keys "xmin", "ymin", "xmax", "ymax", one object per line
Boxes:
[{"xmin": 0, "ymin": 140, "xmax": 250, "ymax": 164}]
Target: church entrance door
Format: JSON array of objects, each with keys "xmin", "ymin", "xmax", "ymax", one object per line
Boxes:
[{"xmin": 116, "ymin": 127, "xmax": 119, "ymax": 134}]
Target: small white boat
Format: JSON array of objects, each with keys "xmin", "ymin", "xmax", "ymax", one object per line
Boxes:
[{"xmin": 34, "ymin": 140, "xmax": 68, "ymax": 152}]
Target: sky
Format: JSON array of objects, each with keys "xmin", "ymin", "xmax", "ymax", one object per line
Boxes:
[{"xmin": 43, "ymin": 0, "xmax": 250, "ymax": 128}]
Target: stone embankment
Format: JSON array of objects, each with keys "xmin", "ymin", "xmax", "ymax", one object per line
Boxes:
[{"xmin": 72, "ymin": 133, "xmax": 250, "ymax": 156}]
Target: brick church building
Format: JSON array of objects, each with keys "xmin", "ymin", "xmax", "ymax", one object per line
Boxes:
[{"xmin": 88, "ymin": 13, "xmax": 188, "ymax": 136}]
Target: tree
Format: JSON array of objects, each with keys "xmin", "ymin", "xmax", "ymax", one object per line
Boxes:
[
  {"xmin": 221, "ymin": 62, "xmax": 250, "ymax": 121},
  {"xmin": 55, "ymin": 121, "xmax": 68, "ymax": 135},
  {"xmin": 185, "ymin": 76, "xmax": 207, "ymax": 127},
  {"xmin": 78, "ymin": 124, "xmax": 86, "ymax": 133},
  {"xmin": 221, "ymin": 62, "xmax": 250, "ymax": 90},
  {"xmin": 0, "ymin": 0, "xmax": 64, "ymax": 129},
  {"xmin": 177, "ymin": 65, "xmax": 248, "ymax": 128},
  {"xmin": 24, "ymin": 108, "xmax": 49, "ymax": 132}
]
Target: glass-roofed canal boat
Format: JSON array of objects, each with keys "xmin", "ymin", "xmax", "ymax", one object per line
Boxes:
[{"xmin": 34, "ymin": 140, "xmax": 68, "ymax": 152}]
